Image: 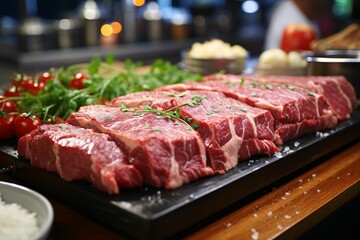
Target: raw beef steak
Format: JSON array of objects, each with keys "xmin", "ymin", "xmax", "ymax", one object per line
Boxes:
[
  {"xmin": 66, "ymin": 105, "xmax": 214, "ymax": 189},
  {"xmin": 17, "ymin": 123, "xmax": 142, "ymax": 194},
  {"xmin": 232, "ymin": 75, "xmax": 357, "ymax": 121},
  {"xmin": 159, "ymin": 76, "xmax": 337, "ymax": 144},
  {"xmin": 110, "ymin": 90, "xmax": 278, "ymax": 173}
]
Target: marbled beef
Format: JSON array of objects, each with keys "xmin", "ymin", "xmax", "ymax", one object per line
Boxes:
[
  {"xmin": 159, "ymin": 76, "xmax": 338, "ymax": 145},
  {"xmin": 110, "ymin": 90, "xmax": 278, "ymax": 173},
  {"xmin": 66, "ymin": 105, "xmax": 214, "ymax": 189},
  {"xmin": 18, "ymin": 123, "xmax": 142, "ymax": 194}
]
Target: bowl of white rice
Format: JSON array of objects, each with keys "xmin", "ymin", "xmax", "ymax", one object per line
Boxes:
[{"xmin": 0, "ymin": 181, "xmax": 53, "ymax": 240}]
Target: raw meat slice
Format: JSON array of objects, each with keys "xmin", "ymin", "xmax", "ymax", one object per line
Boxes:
[
  {"xmin": 234, "ymin": 75, "xmax": 357, "ymax": 121},
  {"xmin": 18, "ymin": 123, "xmax": 142, "ymax": 194},
  {"xmin": 110, "ymin": 90, "xmax": 278, "ymax": 173},
  {"xmin": 159, "ymin": 76, "xmax": 337, "ymax": 145},
  {"xmin": 66, "ymin": 105, "xmax": 214, "ymax": 189}
]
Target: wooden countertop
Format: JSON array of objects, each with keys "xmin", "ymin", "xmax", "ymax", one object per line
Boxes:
[{"xmin": 1, "ymin": 140, "xmax": 359, "ymax": 239}]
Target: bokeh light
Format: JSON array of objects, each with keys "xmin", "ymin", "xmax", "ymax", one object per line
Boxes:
[
  {"xmin": 111, "ymin": 22, "xmax": 122, "ymax": 34},
  {"xmin": 101, "ymin": 24, "xmax": 113, "ymax": 37},
  {"xmin": 133, "ymin": 0, "xmax": 145, "ymax": 7}
]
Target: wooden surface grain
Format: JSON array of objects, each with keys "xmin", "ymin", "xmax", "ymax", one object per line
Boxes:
[
  {"xmin": 186, "ymin": 140, "xmax": 360, "ymax": 240},
  {"xmin": 1, "ymin": 140, "xmax": 359, "ymax": 240}
]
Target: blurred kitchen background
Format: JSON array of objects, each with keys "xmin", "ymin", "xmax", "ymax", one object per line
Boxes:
[{"xmin": 0, "ymin": 0, "xmax": 359, "ymax": 82}]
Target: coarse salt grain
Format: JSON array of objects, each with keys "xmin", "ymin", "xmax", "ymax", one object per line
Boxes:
[
  {"xmin": 251, "ymin": 228, "xmax": 259, "ymax": 240},
  {"xmin": 0, "ymin": 192, "xmax": 39, "ymax": 240},
  {"xmin": 283, "ymin": 146, "xmax": 290, "ymax": 152}
]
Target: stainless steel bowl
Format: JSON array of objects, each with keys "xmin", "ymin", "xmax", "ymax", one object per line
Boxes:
[
  {"xmin": 182, "ymin": 51, "xmax": 246, "ymax": 75},
  {"xmin": 0, "ymin": 181, "xmax": 53, "ymax": 240},
  {"xmin": 305, "ymin": 50, "xmax": 360, "ymax": 98}
]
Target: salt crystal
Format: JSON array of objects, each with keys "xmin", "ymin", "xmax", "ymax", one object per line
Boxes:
[
  {"xmin": 347, "ymin": 172, "xmax": 351, "ymax": 176},
  {"xmin": 283, "ymin": 146, "xmax": 290, "ymax": 152},
  {"xmin": 304, "ymin": 191, "xmax": 308, "ymax": 195},
  {"xmin": 267, "ymin": 211, "xmax": 273, "ymax": 217},
  {"xmin": 299, "ymin": 179, "xmax": 303, "ymax": 183},
  {"xmin": 317, "ymin": 189, "xmax": 321, "ymax": 193},
  {"xmin": 189, "ymin": 194, "xmax": 195, "ymax": 199},
  {"xmin": 281, "ymin": 196, "xmax": 287, "ymax": 200},
  {"xmin": 275, "ymin": 152, "xmax": 282, "ymax": 158},
  {"xmin": 265, "ymin": 160, "xmax": 270, "ymax": 164},
  {"xmin": 225, "ymin": 223, "xmax": 232, "ymax": 228},
  {"xmin": 295, "ymin": 211, "xmax": 300, "ymax": 215},
  {"xmin": 294, "ymin": 141, "xmax": 300, "ymax": 147},
  {"xmin": 253, "ymin": 213, "xmax": 258, "ymax": 218},
  {"xmin": 284, "ymin": 214, "xmax": 291, "ymax": 219},
  {"xmin": 285, "ymin": 191, "xmax": 290, "ymax": 196},
  {"xmin": 312, "ymin": 173, "xmax": 317, "ymax": 178},
  {"xmin": 251, "ymin": 229, "xmax": 259, "ymax": 240},
  {"xmin": 277, "ymin": 224, "xmax": 283, "ymax": 230}
]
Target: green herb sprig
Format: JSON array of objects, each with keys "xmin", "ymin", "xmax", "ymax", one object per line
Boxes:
[
  {"xmin": 120, "ymin": 95, "xmax": 205, "ymax": 129},
  {"xmin": 13, "ymin": 57, "xmax": 202, "ymax": 122}
]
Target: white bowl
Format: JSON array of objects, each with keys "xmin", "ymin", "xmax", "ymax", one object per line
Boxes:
[{"xmin": 0, "ymin": 181, "xmax": 54, "ymax": 240}]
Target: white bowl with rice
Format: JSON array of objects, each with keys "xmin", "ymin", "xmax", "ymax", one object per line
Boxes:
[{"xmin": 0, "ymin": 181, "xmax": 53, "ymax": 240}]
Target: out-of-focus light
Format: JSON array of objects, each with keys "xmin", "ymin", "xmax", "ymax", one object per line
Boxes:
[
  {"xmin": 172, "ymin": 13, "xmax": 187, "ymax": 25},
  {"xmin": 133, "ymin": 0, "xmax": 146, "ymax": 7},
  {"xmin": 59, "ymin": 19, "xmax": 72, "ymax": 30},
  {"xmin": 242, "ymin": 0, "xmax": 259, "ymax": 14},
  {"xmin": 144, "ymin": 2, "xmax": 161, "ymax": 21},
  {"xmin": 111, "ymin": 22, "xmax": 122, "ymax": 34},
  {"xmin": 101, "ymin": 24, "xmax": 113, "ymax": 36}
]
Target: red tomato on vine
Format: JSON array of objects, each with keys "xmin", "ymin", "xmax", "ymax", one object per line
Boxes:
[{"xmin": 14, "ymin": 114, "xmax": 42, "ymax": 138}]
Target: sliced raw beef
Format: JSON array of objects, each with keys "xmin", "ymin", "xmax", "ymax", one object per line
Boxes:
[
  {"xmin": 110, "ymin": 91, "xmax": 176, "ymax": 110},
  {"xmin": 110, "ymin": 90, "xmax": 278, "ymax": 173},
  {"xmin": 18, "ymin": 123, "xmax": 142, "ymax": 194},
  {"xmin": 66, "ymin": 105, "xmax": 214, "ymax": 189},
  {"xmin": 232, "ymin": 75, "xmax": 357, "ymax": 121},
  {"xmin": 159, "ymin": 76, "xmax": 337, "ymax": 145}
]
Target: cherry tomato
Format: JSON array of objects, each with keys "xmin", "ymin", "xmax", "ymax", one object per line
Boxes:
[
  {"xmin": 280, "ymin": 23, "xmax": 317, "ymax": 52},
  {"xmin": 23, "ymin": 80, "xmax": 45, "ymax": 95},
  {"xmin": 0, "ymin": 96, "xmax": 17, "ymax": 113},
  {"xmin": 39, "ymin": 71, "xmax": 54, "ymax": 84},
  {"xmin": 3, "ymin": 86, "xmax": 21, "ymax": 97},
  {"xmin": 14, "ymin": 114, "xmax": 42, "ymax": 138},
  {"xmin": 0, "ymin": 113, "xmax": 16, "ymax": 140},
  {"xmin": 11, "ymin": 73, "xmax": 32, "ymax": 89},
  {"xmin": 69, "ymin": 73, "xmax": 87, "ymax": 89}
]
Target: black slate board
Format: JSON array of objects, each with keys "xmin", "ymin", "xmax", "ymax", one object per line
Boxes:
[{"xmin": 1, "ymin": 108, "xmax": 360, "ymax": 240}]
